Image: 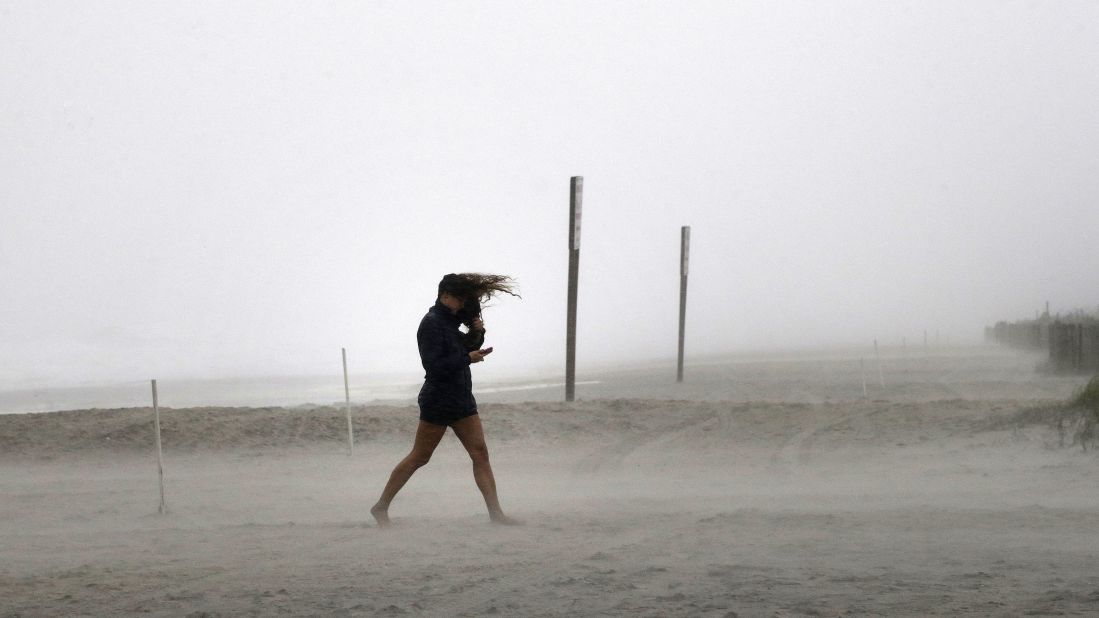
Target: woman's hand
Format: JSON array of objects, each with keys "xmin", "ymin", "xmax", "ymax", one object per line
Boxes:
[
  {"xmin": 471, "ymin": 318, "xmax": 485, "ymax": 332},
  {"xmin": 469, "ymin": 347, "xmax": 494, "ymax": 363}
]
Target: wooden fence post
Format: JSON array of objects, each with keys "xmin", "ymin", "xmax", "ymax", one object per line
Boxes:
[{"xmin": 677, "ymin": 225, "xmax": 690, "ymax": 383}]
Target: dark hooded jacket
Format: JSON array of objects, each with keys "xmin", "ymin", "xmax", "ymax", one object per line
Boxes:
[{"xmin": 416, "ymin": 301, "xmax": 485, "ymax": 414}]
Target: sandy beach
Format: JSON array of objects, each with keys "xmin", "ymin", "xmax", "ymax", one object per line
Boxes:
[
  {"xmin": 2, "ymin": 348, "xmax": 1098, "ymax": 617},
  {"xmin": 7, "ymin": 0, "xmax": 1099, "ymax": 614}
]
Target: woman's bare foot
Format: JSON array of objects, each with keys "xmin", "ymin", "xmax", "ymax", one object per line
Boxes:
[
  {"xmin": 370, "ymin": 503, "xmax": 391, "ymax": 528},
  {"xmin": 490, "ymin": 513, "xmax": 523, "ymax": 526}
]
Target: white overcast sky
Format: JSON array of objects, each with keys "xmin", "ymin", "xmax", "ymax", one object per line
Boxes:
[{"xmin": 2, "ymin": 1, "xmax": 1098, "ymax": 387}]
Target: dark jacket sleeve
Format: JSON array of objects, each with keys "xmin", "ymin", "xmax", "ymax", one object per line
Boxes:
[
  {"xmin": 418, "ymin": 315, "xmax": 471, "ymax": 380},
  {"xmin": 459, "ymin": 328, "xmax": 485, "ymax": 351}
]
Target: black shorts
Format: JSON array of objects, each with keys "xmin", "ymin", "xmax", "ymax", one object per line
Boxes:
[{"xmin": 419, "ymin": 407, "xmax": 478, "ymax": 427}]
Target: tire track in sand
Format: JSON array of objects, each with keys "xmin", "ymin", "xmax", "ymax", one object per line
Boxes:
[{"xmin": 769, "ymin": 403, "xmax": 885, "ymax": 473}]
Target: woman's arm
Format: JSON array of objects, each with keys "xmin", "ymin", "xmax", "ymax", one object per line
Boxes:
[
  {"xmin": 460, "ymin": 329, "xmax": 485, "ymax": 351},
  {"xmin": 459, "ymin": 318, "xmax": 485, "ymax": 351}
]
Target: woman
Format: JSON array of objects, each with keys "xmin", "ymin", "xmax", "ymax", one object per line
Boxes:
[{"xmin": 370, "ymin": 273, "xmax": 521, "ymax": 526}]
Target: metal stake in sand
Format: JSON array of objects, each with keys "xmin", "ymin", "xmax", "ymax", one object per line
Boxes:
[
  {"xmin": 342, "ymin": 347, "xmax": 354, "ymax": 456},
  {"xmin": 874, "ymin": 339, "xmax": 885, "ymax": 388},
  {"xmin": 677, "ymin": 225, "xmax": 691, "ymax": 383},
  {"xmin": 565, "ymin": 176, "xmax": 582, "ymax": 402},
  {"xmin": 860, "ymin": 358, "xmax": 868, "ymax": 399},
  {"xmin": 151, "ymin": 379, "xmax": 167, "ymax": 514}
]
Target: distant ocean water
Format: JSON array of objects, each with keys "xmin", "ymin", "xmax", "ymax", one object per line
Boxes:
[
  {"xmin": 0, "ymin": 346, "xmax": 1070, "ymax": 415},
  {"xmin": 0, "ymin": 372, "xmax": 604, "ymax": 415}
]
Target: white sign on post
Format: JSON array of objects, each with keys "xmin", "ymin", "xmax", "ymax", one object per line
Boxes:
[
  {"xmin": 681, "ymin": 226, "xmax": 691, "ymax": 277},
  {"xmin": 570, "ymin": 176, "xmax": 583, "ymax": 251}
]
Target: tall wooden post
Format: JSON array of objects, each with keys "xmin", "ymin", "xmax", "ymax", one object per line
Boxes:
[
  {"xmin": 566, "ymin": 176, "xmax": 582, "ymax": 402},
  {"xmin": 677, "ymin": 226, "xmax": 690, "ymax": 383}
]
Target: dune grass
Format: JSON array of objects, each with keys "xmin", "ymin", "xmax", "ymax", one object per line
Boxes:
[
  {"xmin": 1003, "ymin": 375, "xmax": 1099, "ymax": 450},
  {"xmin": 1065, "ymin": 375, "xmax": 1099, "ymax": 450}
]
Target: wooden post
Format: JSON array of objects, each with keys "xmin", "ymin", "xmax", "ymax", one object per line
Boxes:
[
  {"xmin": 1050, "ymin": 321, "xmax": 1062, "ymax": 372},
  {"xmin": 342, "ymin": 348, "xmax": 354, "ymax": 456},
  {"xmin": 151, "ymin": 379, "xmax": 167, "ymax": 515},
  {"xmin": 566, "ymin": 176, "xmax": 582, "ymax": 402},
  {"xmin": 677, "ymin": 226, "xmax": 690, "ymax": 383},
  {"xmin": 1077, "ymin": 323, "xmax": 1085, "ymax": 372}
]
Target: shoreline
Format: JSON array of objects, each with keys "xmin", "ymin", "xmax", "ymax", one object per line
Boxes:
[{"xmin": 0, "ymin": 345, "xmax": 1078, "ymax": 416}]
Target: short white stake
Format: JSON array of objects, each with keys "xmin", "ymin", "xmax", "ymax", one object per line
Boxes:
[
  {"xmin": 860, "ymin": 358, "xmax": 868, "ymax": 399},
  {"xmin": 342, "ymin": 348, "xmax": 354, "ymax": 456},
  {"xmin": 875, "ymin": 339, "xmax": 885, "ymax": 388},
  {"xmin": 151, "ymin": 379, "xmax": 167, "ymax": 514}
]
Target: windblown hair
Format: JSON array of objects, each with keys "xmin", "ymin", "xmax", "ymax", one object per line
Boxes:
[
  {"xmin": 458, "ymin": 273, "xmax": 520, "ymax": 301},
  {"xmin": 438, "ymin": 272, "xmax": 520, "ymax": 327}
]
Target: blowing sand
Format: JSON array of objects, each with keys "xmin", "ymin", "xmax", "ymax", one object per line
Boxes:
[{"xmin": 2, "ymin": 349, "xmax": 1098, "ymax": 617}]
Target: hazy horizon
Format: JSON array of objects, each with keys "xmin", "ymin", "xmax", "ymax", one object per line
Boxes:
[{"xmin": 3, "ymin": 1, "xmax": 1098, "ymax": 389}]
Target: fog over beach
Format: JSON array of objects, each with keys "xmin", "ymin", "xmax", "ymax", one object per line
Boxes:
[
  {"xmin": 4, "ymin": 1, "xmax": 1099, "ymax": 616},
  {"xmin": 2, "ymin": 1, "xmax": 1099, "ymax": 388}
]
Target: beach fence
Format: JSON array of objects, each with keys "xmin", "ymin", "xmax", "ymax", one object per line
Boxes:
[
  {"xmin": 1048, "ymin": 322, "xmax": 1099, "ymax": 374},
  {"xmin": 985, "ymin": 320, "xmax": 1049, "ymax": 351},
  {"xmin": 143, "ymin": 349, "xmax": 362, "ymax": 513},
  {"xmin": 987, "ymin": 317, "xmax": 1099, "ymax": 374}
]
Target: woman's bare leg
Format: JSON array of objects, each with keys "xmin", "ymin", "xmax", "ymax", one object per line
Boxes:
[
  {"xmin": 451, "ymin": 415, "xmax": 520, "ymax": 525},
  {"xmin": 371, "ymin": 420, "xmax": 447, "ymax": 527}
]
